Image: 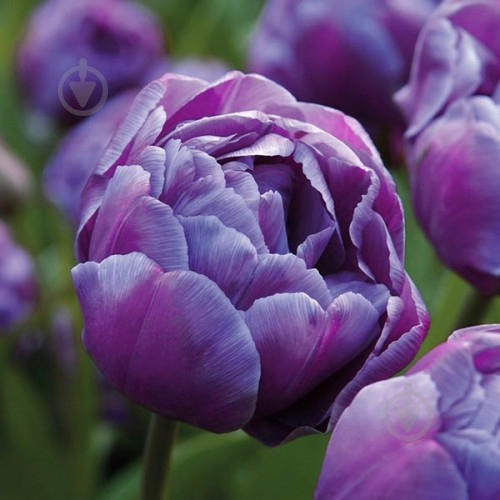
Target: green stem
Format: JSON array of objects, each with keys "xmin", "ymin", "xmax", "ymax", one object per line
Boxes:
[
  {"xmin": 141, "ymin": 414, "xmax": 178, "ymax": 500},
  {"xmin": 454, "ymin": 289, "xmax": 494, "ymax": 330}
]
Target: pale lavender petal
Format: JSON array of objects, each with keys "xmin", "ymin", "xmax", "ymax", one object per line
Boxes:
[
  {"xmin": 178, "ymin": 215, "xmax": 258, "ymax": 302},
  {"xmin": 235, "ymin": 253, "xmax": 332, "ymax": 311}
]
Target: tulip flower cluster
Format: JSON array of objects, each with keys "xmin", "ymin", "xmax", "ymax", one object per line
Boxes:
[{"xmin": 3, "ymin": 0, "xmax": 500, "ymax": 498}]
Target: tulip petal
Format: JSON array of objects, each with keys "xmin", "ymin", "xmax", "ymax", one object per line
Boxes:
[
  {"xmin": 246, "ymin": 293, "xmax": 329, "ymax": 415},
  {"xmin": 235, "ymin": 253, "xmax": 332, "ymax": 310},
  {"xmin": 247, "ymin": 290, "xmax": 382, "ymax": 416},
  {"xmin": 95, "ymin": 80, "xmax": 166, "ymax": 175},
  {"xmin": 436, "ymin": 431, "xmax": 500, "ymax": 500},
  {"xmin": 88, "ymin": 165, "xmax": 150, "ymax": 260},
  {"xmin": 223, "ymin": 168, "xmax": 261, "ymax": 217},
  {"xmin": 173, "ymin": 175, "xmax": 267, "ymax": 254},
  {"xmin": 166, "ymin": 72, "xmax": 297, "ymax": 127},
  {"xmin": 179, "ymin": 215, "xmax": 258, "ymax": 302},
  {"xmin": 106, "ymin": 197, "xmax": 189, "ymax": 271},
  {"xmin": 161, "ymin": 139, "xmax": 225, "ymax": 207},
  {"xmin": 87, "ymin": 164, "xmax": 189, "ymax": 272},
  {"xmin": 329, "ymin": 274, "xmax": 429, "ymax": 426},
  {"xmin": 72, "ymin": 252, "xmax": 261, "ymax": 432},
  {"xmin": 397, "ymin": 18, "xmax": 483, "ymax": 137},
  {"xmin": 258, "ymin": 191, "xmax": 289, "ymax": 254}
]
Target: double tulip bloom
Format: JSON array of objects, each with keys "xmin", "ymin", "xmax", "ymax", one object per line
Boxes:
[
  {"xmin": 315, "ymin": 325, "xmax": 500, "ymax": 499},
  {"xmin": 72, "ymin": 72, "xmax": 428, "ymax": 444},
  {"xmin": 397, "ymin": 0, "xmax": 500, "ymax": 294}
]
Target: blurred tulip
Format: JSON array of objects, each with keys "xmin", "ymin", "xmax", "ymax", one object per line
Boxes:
[
  {"xmin": 0, "ymin": 140, "xmax": 32, "ymax": 214},
  {"xmin": 17, "ymin": 0, "xmax": 165, "ymax": 122},
  {"xmin": 249, "ymin": 0, "xmax": 440, "ymax": 134},
  {"xmin": 0, "ymin": 222, "xmax": 36, "ymax": 331}
]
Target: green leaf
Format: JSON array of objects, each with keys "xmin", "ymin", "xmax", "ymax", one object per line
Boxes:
[{"xmin": 0, "ymin": 366, "xmax": 71, "ymax": 500}]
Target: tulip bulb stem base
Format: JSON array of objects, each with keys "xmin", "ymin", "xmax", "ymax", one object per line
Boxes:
[
  {"xmin": 141, "ymin": 414, "xmax": 178, "ymax": 500},
  {"xmin": 455, "ymin": 289, "xmax": 493, "ymax": 330}
]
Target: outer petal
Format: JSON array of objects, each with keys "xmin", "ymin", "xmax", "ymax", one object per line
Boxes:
[
  {"xmin": 329, "ymin": 274, "xmax": 429, "ymax": 426},
  {"xmin": 72, "ymin": 252, "xmax": 261, "ymax": 432},
  {"xmin": 164, "ymin": 72, "xmax": 299, "ymax": 127},
  {"xmin": 246, "ymin": 291, "xmax": 382, "ymax": 417}
]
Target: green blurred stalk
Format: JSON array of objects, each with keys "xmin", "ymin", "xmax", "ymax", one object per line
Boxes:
[
  {"xmin": 141, "ymin": 414, "xmax": 178, "ymax": 500},
  {"xmin": 454, "ymin": 289, "xmax": 494, "ymax": 330}
]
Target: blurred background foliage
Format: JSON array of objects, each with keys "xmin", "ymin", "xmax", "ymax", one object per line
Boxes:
[{"xmin": 0, "ymin": 0, "xmax": 499, "ymax": 499}]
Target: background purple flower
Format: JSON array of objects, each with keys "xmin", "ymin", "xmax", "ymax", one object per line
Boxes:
[
  {"xmin": 0, "ymin": 139, "xmax": 32, "ymax": 214},
  {"xmin": 396, "ymin": 0, "xmax": 500, "ymax": 294},
  {"xmin": 0, "ymin": 222, "xmax": 36, "ymax": 331},
  {"xmin": 248, "ymin": 0, "xmax": 440, "ymax": 134},
  {"xmin": 315, "ymin": 325, "xmax": 500, "ymax": 500},
  {"xmin": 72, "ymin": 72, "xmax": 428, "ymax": 444},
  {"xmin": 43, "ymin": 91, "xmax": 136, "ymax": 223},
  {"xmin": 17, "ymin": 0, "xmax": 165, "ymax": 121}
]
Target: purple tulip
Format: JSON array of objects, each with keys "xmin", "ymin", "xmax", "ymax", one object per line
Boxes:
[
  {"xmin": 315, "ymin": 325, "xmax": 500, "ymax": 499},
  {"xmin": 43, "ymin": 91, "xmax": 136, "ymax": 223},
  {"xmin": 17, "ymin": 0, "xmax": 164, "ymax": 121},
  {"xmin": 71, "ymin": 71, "xmax": 428, "ymax": 443},
  {"xmin": 248, "ymin": 0, "xmax": 440, "ymax": 132},
  {"xmin": 0, "ymin": 140, "xmax": 32, "ymax": 214},
  {"xmin": 0, "ymin": 222, "xmax": 36, "ymax": 331},
  {"xmin": 396, "ymin": 0, "xmax": 500, "ymax": 294}
]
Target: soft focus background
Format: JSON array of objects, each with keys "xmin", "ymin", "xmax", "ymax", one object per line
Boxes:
[{"xmin": 1, "ymin": 1, "xmax": 499, "ymax": 499}]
